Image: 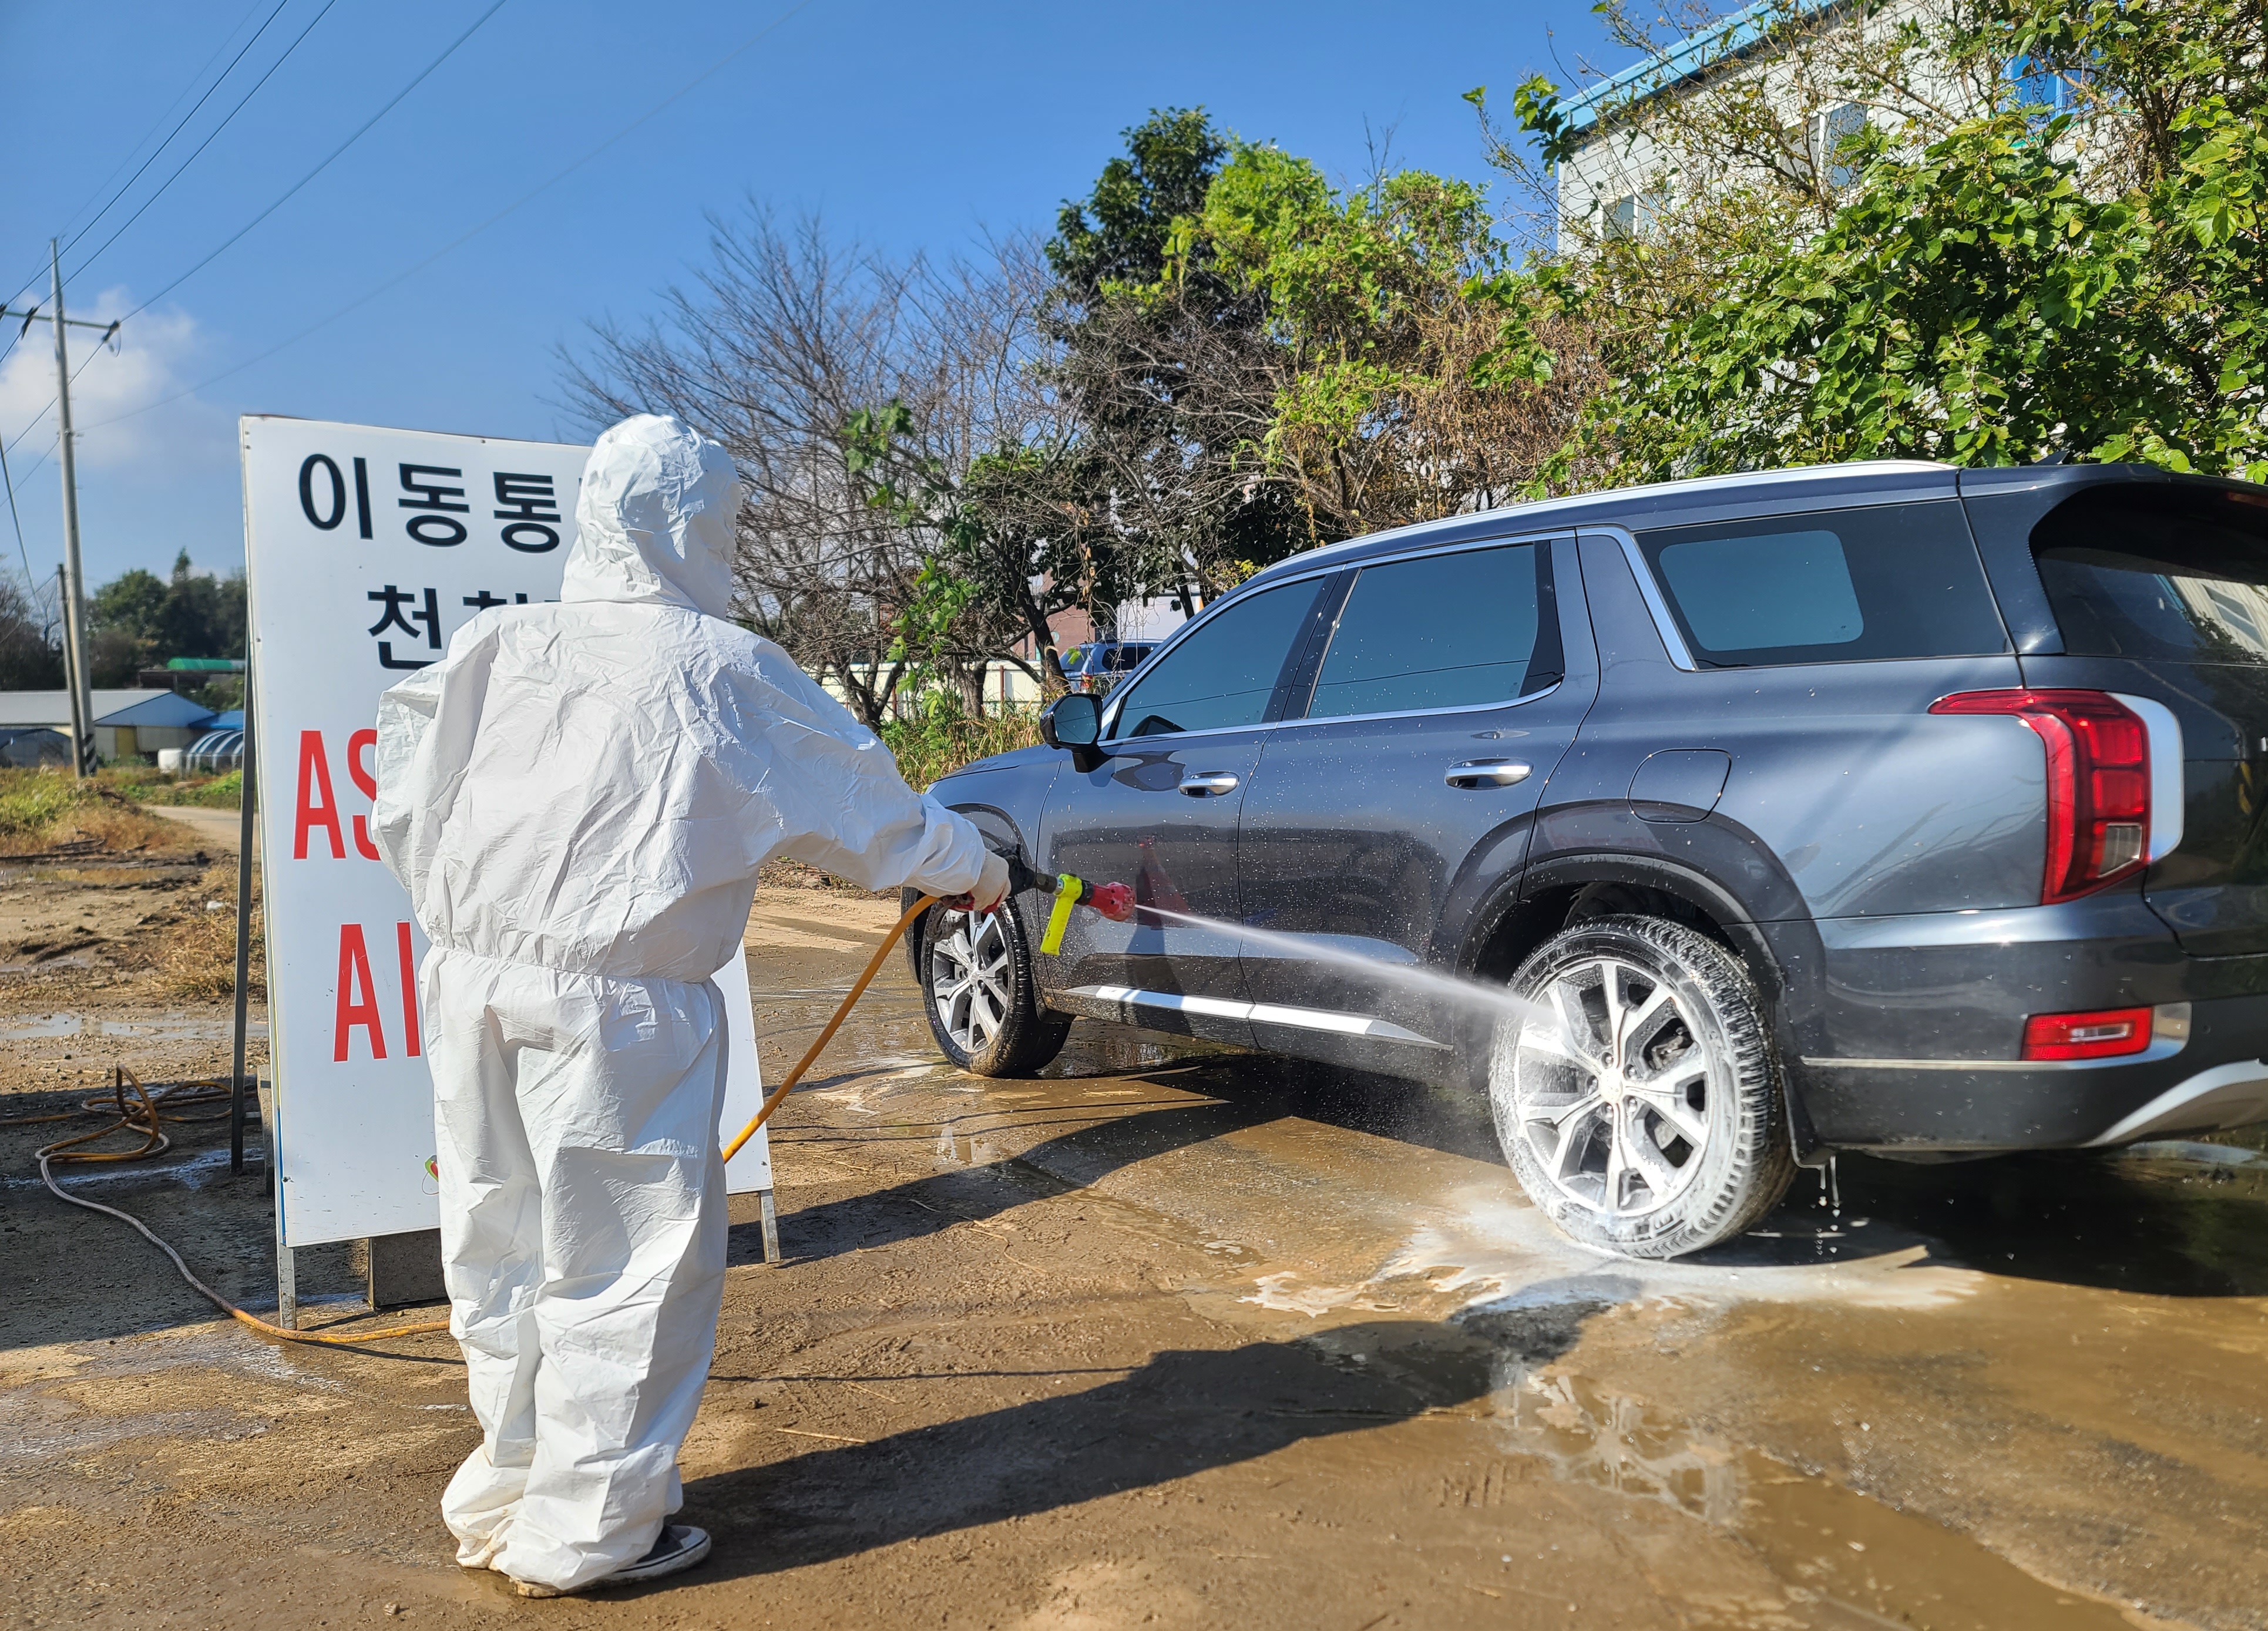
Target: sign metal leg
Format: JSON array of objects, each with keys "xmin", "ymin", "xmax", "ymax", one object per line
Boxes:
[
  {"xmin": 230, "ymin": 665, "xmax": 257, "ymax": 1176},
  {"xmin": 758, "ymin": 1189, "xmax": 781, "ymax": 1265},
  {"xmin": 275, "ymin": 1244, "xmax": 297, "ymax": 1332}
]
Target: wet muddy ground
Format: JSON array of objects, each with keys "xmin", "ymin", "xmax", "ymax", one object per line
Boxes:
[{"xmin": 4, "ymin": 879, "xmax": 2266, "ymax": 1629}]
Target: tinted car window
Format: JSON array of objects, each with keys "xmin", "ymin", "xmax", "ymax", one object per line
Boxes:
[
  {"xmin": 2032, "ymin": 483, "xmax": 2268, "ymax": 665},
  {"xmin": 1635, "ymin": 501, "xmax": 2007, "ymax": 667},
  {"xmin": 1306, "ymin": 543, "xmax": 1561, "ymax": 719},
  {"xmin": 1110, "ymin": 580, "xmax": 1323, "ymax": 738}
]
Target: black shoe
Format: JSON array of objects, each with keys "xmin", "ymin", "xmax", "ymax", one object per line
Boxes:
[{"xmin": 513, "ymin": 1525, "xmax": 713, "ymax": 1597}]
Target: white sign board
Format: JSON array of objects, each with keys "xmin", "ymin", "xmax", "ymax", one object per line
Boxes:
[{"xmin": 241, "ymin": 416, "xmax": 773, "ymax": 1248}]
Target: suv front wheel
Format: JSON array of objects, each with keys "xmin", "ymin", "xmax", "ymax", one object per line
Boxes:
[
  {"xmin": 915, "ymin": 899, "xmax": 1071, "ymax": 1078},
  {"xmin": 1490, "ymin": 914, "xmax": 1794, "ymax": 1257}
]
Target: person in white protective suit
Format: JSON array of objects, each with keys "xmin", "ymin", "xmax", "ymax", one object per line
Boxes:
[{"xmin": 372, "ymin": 413, "xmax": 1010, "ymax": 1598}]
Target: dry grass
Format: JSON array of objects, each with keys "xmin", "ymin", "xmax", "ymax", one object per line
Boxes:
[
  {"xmin": 152, "ymin": 859, "xmax": 264, "ymax": 1002},
  {"xmin": 0, "ymin": 770, "xmax": 201, "ymax": 858}
]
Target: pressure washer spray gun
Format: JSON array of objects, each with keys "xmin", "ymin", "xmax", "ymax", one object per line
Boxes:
[{"xmin": 954, "ymin": 852, "xmax": 1134, "ymax": 954}]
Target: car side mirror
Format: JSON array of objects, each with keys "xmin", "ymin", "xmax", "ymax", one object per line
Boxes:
[{"xmin": 1040, "ymin": 693, "xmax": 1105, "ymax": 770}]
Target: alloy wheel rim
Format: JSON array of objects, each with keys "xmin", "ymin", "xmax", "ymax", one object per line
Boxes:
[
  {"xmin": 1508, "ymin": 955, "xmax": 1715, "ymax": 1221},
  {"xmin": 929, "ymin": 910, "xmax": 1012, "ymax": 1054}
]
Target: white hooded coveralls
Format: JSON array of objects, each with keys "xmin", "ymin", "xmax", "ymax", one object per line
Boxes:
[{"xmin": 374, "ymin": 415, "xmax": 986, "ymax": 1590}]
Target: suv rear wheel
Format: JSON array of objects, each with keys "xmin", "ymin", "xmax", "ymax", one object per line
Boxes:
[
  {"xmin": 1490, "ymin": 914, "xmax": 1794, "ymax": 1257},
  {"xmin": 916, "ymin": 900, "xmax": 1071, "ymax": 1077}
]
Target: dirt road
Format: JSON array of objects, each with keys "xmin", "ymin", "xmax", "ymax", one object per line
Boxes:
[{"xmin": 4, "ymin": 883, "xmax": 2264, "ymax": 1629}]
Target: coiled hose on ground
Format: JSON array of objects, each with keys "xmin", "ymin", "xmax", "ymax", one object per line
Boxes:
[{"xmin": 8, "ymin": 893, "xmax": 946, "ymax": 1353}]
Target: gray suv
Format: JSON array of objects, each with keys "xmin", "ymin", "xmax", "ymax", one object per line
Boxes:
[{"xmin": 910, "ymin": 460, "xmax": 2268, "ymax": 1257}]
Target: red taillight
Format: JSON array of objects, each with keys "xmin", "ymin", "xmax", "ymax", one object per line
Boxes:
[
  {"xmin": 2021, "ymin": 1006, "xmax": 2153, "ymax": 1061},
  {"xmin": 1930, "ymin": 689, "xmax": 2149, "ymax": 903}
]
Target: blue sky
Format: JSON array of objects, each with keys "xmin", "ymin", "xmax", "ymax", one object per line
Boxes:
[{"xmin": 0, "ymin": 1, "xmax": 1610, "ymax": 596}]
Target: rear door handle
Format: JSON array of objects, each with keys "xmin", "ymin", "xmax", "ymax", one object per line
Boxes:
[
  {"xmin": 1178, "ymin": 771, "xmax": 1241, "ymax": 796},
  {"xmin": 1445, "ymin": 758, "xmax": 1532, "ymax": 789}
]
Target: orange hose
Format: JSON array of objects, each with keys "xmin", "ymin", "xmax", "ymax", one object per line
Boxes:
[
  {"xmin": 722, "ymin": 893, "xmax": 941, "ymax": 1163},
  {"xmin": 37, "ymin": 895, "xmax": 950, "ymax": 1348},
  {"xmin": 32, "ymin": 1068, "xmax": 449, "ymax": 1348}
]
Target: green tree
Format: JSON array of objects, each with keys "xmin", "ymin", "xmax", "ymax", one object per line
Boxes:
[
  {"xmin": 1177, "ymin": 144, "xmax": 1590, "ymax": 535},
  {"xmin": 1046, "ymin": 108, "xmax": 1307, "ymax": 598},
  {"xmin": 844, "ymin": 403, "xmax": 1119, "ymax": 699},
  {"xmin": 1498, "ymin": 0, "xmax": 2268, "ymax": 483},
  {"xmin": 0, "ymin": 577, "xmax": 62, "ymax": 690},
  {"xmin": 88, "ymin": 551, "xmax": 247, "ymax": 688}
]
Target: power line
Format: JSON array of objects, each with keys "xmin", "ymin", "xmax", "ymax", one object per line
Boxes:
[
  {"xmin": 6, "ymin": 0, "xmax": 281, "ymax": 314},
  {"xmin": 0, "ymin": 424, "xmax": 43, "ymax": 601},
  {"xmin": 39, "ymin": 0, "xmax": 275, "ymax": 277},
  {"xmin": 50, "ymin": 0, "xmax": 298, "ymax": 274},
  {"xmin": 123, "ymin": 0, "xmax": 511, "ymax": 324},
  {"xmin": 5, "ymin": 0, "xmax": 500, "ymax": 454},
  {"xmin": 79, "ymin": 0, "xmax": 821, "ymax": 436},
  {"xmin": 63, "ymin": 0, "xmax": 342, "ymax": 290},
  {"xmin": 4, "ymin": 339, "xmax": 107, "ymax": 465}
]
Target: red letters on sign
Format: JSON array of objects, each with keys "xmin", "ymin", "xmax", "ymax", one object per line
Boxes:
[
  {"xmin": 347, "ymin": 728, "xmax": 381, "ymax": 861},
  {"xmin": 334, "ymin": 924, "xmax": 387, "ymax": 1061},
  {"xmin": 294, "ymin": 731, "xmax": 345, "ymax": 860},
  {"xmin": 395, "ymin": 920, "xmax": 422, "ymax": 1058}
]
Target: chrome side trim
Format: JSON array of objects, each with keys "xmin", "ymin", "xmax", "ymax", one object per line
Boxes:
[
  {"xmin": 1069, "ymin": 984, "xmax": 1444, "ymax": 1048},
  {"xmin": 1599, "ymin": 527, "xmax": 1700, "ymax": 671},
  {"xmin": 1265, "ymin": 681, "xmax": 1565, "ymax": 735},
  {"xmin": 1080, "ymin": 986, "xmax": 1251, "ymax": 1023},
  {"xmin": 2086, "ymin": 1059, "xmax": 2268, "ymax": 1146},
  {"xmin": 2110, "ymin": 692, "xmax": 2185, "ymax": 863}
]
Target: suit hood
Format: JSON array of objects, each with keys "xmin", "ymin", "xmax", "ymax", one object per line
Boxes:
[{"xmin": 560, "ymin": 414, "xmax": 742, "ymax": 618}]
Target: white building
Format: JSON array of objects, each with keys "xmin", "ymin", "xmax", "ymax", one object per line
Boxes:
[{"xmin": 1551, "ymin": 1, "xmax": 2074, "ymax": 251}]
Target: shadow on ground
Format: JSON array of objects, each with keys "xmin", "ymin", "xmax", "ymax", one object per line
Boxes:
[{"xmin": 684, "ymin": 1306, "xmax": 1593, "ymax": 1584}]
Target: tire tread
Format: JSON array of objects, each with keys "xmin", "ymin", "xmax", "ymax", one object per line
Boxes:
[{"xmin": 1493, "ymin": 913, "xmax": 1796, "ymax": 1258}]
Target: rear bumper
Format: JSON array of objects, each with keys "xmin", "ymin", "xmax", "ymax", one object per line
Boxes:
[
  {"xmin": 1796, "ymin": 995, "xmax": 2268, "ymax": 1148},
  {"xmin": 1772, "ymin": 897, "xmax": 2268, "ymax": 1149}
]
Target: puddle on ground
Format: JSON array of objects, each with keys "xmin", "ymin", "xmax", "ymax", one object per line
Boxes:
[
  {"xmin": 1483, "ymin": 1363, "xmax": 2135, "ymax": 1630},
  {"xmin": 0, "ymin": 1391, "xmax": 266, "ymax": 1460},
  {"xmin": 1280, "ymin": 1286, "xmax": 2144, "ymax": 1631},
  {"xmin": 1240, "ymin": 1185, "xmax": 1986, "ymax": 1321},
  {"xmin": 0, "ymin": 1012, "xmax": 267, "ymax": 1043},
  {"xmin": 11, "ymin": 1143, "xmax": 265, "ymax": 1195}
]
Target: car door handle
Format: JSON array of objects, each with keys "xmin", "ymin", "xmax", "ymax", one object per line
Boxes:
[
  {"xmin": 1178, "ymin": 771, "xmax": 1242, "ymax": 796},
  {"xmin": 1445, "ymin": 758, "xmax": 1532, "ymax": 789}
]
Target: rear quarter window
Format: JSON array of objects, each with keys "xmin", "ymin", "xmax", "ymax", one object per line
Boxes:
[
  {"xmin": 1635, "ymin": 500, "xmax": 2008, "ymax": 667},
  {"xmin": 2031, "ymin": 483, "xmax": 2268, "ymax": 665}
]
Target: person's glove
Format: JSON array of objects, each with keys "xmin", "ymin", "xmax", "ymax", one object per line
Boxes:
[{"xmin": 952, "ymin": 850, "xmax": 1013, "ymax": 914}]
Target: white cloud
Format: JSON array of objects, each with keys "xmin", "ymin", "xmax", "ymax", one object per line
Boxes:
[{"xmin": 0, "ymin": 287, "xmax": 228, "ymax": 480}]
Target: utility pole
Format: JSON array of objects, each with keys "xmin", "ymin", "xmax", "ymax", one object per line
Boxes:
[
  {"xmin": 2, "ymin": 242, "xmax": 116, "ymax": 778},
  {"xmin": 48, "ymin": 241, "xmax": 96, "ymax": 778},
  {"xmin": 54, "ymin": 565, "xmax": 83, "ymax": 772}
]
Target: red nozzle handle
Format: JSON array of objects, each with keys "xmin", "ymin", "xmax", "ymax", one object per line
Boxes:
[{"xmin": 1088, "ymin": 880, "xmax": 1134, "ymax": 922}]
